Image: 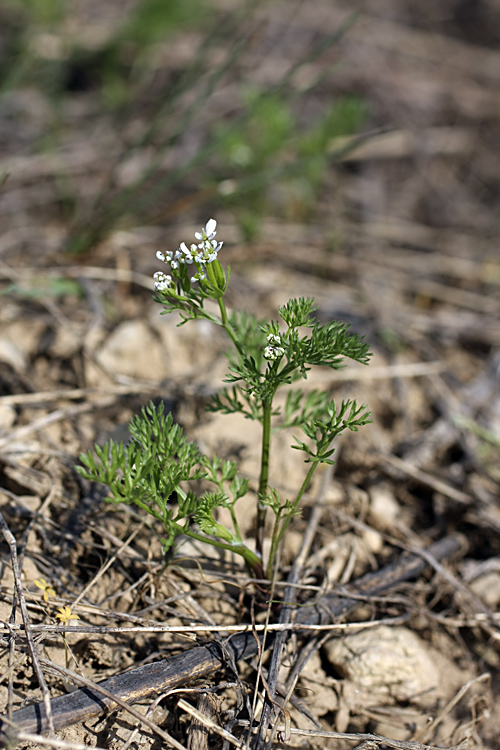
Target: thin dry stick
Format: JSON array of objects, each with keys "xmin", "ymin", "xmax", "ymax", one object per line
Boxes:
[
  {"xmin": 0, "ymin": 399, "xmax": 116, "ymax": 452},
  {"xmin": 120, "ymin": 692, "xmax": 170, "ymax": 750},
  {"xmin": 162, "ymin": 576, "xmax": 218, "ymax": 628},
  {"xmin": 185, "ymin": 692, "xmax": 220, "ymax": 750},
  {"xmin": 0, "ymin": 362, "xmax": 445, "ymax": 408},
  {"xmin": 246, "ymin": 656, "xmax": 322, "ymax": 731},
  {"xmin": 253, "ymin": 724, "xmax": 469, "ymax": 750},
  {"xmin": 6, "ymin": 642, "xmax": 20, "ymax": 729},
  {"xmin": 180, "ymin": 699, "xmax": 243, "ymax": 750},
  {"xmin": 381, "ymin": 453, "xmax": 473, "ymax": 505},
  {"xmin": 0, "ymin": 616, "xmax": 409, "ymax": 637},
  {"xmin": 248, "ymin": 567, "xmax": 279, "ymax": 744},
  {"xmin": 6, "ymin": 505, "xmax": 38, "ymax": 726},
  {"xmin": 0, "ymin": 384, "xmax": 160, "ymax": 407},
  {"xmin": 0, "ymin": 534, "xmax": 462, "ymax": 740},
  {"xmin": 266, "ymin": 490, "xmax": 330, "ymax": 748},
  {"xmin": 278, "ymin": 629, "xmax": 338, "ymax": 730},
  {"xmin": 0, "ymin": 511, "xmax": 55, "ymax": 739},
  {"xmin": 306, "ymin": 361, "xmax": 446, "ymax": 385},
  {"xmin": 416, "ymin": 672, "xmax": 490, "ymax": 744},
  {"xmin": 416, "ymin": 547, "xmax": 500, "ymax": 642},
  {"xmin": 72, "ymin": 524, "xmax": 144, "ymax": 607}
]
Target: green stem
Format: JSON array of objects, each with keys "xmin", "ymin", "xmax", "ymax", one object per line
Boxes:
[
  {"xmin": 217, "ymin": 296, "xmax": 248, "ymax": 360},
  {"xmin": 179, "ymin": 524, "xmax": 262, "ymax": 573},
  {"xmin": 265, "ymin": 460, "xmax": 318, "ymax": 579},
  {"xmin": 217, "ymin": 295, "xmax": 229, "ymax": 326},
  {"xmin": 196, "ymin": 265, "xmax": 243, "ymax": 357},
  {"xmin": 292, "ymin": 461, "xmax": 318, "ymax": 511},
  {"xmin": 229, "ymin": 505, "xmax": 242, "ymax": 542},
  {"xmin": 170, "ymin": 285, "xmax": 245, "ymax": 360},
  {"xmin": 256, "ymin": 399, "xmax": 272, "ymax": 557},
  {"xmin": 266, "ymin": 510, "xmax": 286, "ymax": 582},
  {"xmin": 128, "ymin": 496, "xmax": 165, "ymax": 525}
]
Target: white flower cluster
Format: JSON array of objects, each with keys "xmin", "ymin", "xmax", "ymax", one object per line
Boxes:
[
  {"xmin": 154, "ymin": 219, "xmax": 223, "ymax": 290},
  {"xmin": 264, "ymin": 333, "xmax": 285, "ymax": 361},
  {"xmin": 152, "ymin": 271, "xmax": 172, "ymax": 291}
]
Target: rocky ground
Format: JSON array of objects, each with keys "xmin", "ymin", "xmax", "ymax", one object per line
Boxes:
[{"xmin": 0, "ymin": 1, "xmax": 500, "ymax": 749}]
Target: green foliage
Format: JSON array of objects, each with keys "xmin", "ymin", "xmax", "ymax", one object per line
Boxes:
[
  {"xmin": 292, "ymin": 399, "xmax": 372, "ymax": 464},
  {"xmin": 1, "ymin": 278, "xmax": 83, "ymax": 299},
  {"xmin": 215, "ymin": 89, "xmax": 367, "ymax": 236},
  {"xmin": 277, "ymin": 297, "xmax": 317, "ymax": 329},
  {"xmin": 78, "ymin": 403, "xmax": 206, "ymax": 511},
  {"xmin": 77, "ymin": 401, "xmax": 261, "ymax": 568},
  {"xmin": 210, "ymin": 296, "xmax": 370, "ymax": 412},
  {"xmin": 220, "ymin": 91, "xmax": 293, "ymax": 172},
  {"xmin": 78, "ymin": 221, "xmax": 372, "ymax": 578},
  {"xmin": 2, "ymin": 0, "xmax": 366, "ymax": 250},
  {"xmin": 280, "ymin": 389, "xmax": 331, "ymax": 429},
  {"xmin": 4, "ymin": 0, "xmax": 64, "ymax": 25},
  {"xmin": 121, "ymin": 0, "xmax": 208, "ymax": 44},
  {"xmin": 298, "ymin": 95, "xmax": 366, "ymax": 190}
]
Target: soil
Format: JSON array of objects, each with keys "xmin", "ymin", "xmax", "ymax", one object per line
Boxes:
[{"xmin": 0, "ymin": 1, "xmax": 500, "ymax": 749}]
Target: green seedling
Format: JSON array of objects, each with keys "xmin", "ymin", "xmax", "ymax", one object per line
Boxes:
[{"xmin": 77, "ymin": 220, "xmax": 372, "ymax": 578}]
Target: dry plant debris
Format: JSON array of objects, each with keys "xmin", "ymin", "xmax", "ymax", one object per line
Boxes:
[{"xmin": 1, "ymin": 0, "xmax": 500, "ymax": 749}]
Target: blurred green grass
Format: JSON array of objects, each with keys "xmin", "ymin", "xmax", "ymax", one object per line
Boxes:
[{"xmin": 0, "ymin": 0, "xmax": 368, "ymax": 251}]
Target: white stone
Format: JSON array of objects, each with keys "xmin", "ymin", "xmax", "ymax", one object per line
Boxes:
[{"xmin": 324, "ymin": 625, "xmax": 441, "ymax": 707}]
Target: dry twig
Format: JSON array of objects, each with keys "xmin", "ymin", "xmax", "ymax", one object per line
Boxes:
[{"xmin": 0, "ymin": 534, "xmax": 463, "ymax": 745}]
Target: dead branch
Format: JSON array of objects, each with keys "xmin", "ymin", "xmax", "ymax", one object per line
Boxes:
[{"xmin": 0, "ymin": 534, "xmax": 463, "ymax": 745}]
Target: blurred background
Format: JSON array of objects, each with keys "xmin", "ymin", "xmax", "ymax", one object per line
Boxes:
[
  {"xmin": 2, "ymin": 0, "xmax": 499, "ymax": 254},
  {"xmin": 1, "ymin": 0, "xmax": 499, "ymax": 466},
  {"xmin": 1, "ymin": 0, "xmax": 500, "ymax": 498}
]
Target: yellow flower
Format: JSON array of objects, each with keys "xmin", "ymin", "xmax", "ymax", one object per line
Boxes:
[
  {"xmin": 54, "ymin": 606, "xmax": 80, "ymax": 625},
  {"xmin": 34, "ymin": 578, "xmax": 56, "ymax": 603}
]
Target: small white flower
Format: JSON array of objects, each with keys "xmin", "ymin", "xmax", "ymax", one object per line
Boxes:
[
  {"xmin": 153, "ymin": 271, "xmax": 172, "ymax": 291},
  {"xmin": 195, "ymin": 219, "xmax": 217, "ymax": 242},
  {"xmin": 193, "ymin": 241, "xmax": 220, "ymax": 264},
  {"xmin": 171, "ymin": 249, "xmax": 185, "ymax": 265},
  {"xmin": 154, "ymin": 219, "xmax": 223, "ymax": 288},
  {"xmin": 267, "ymin": 334, "xmax": 282, "ymax": 346},
  {"xmin": 192, "ymin": 220, "xmax": 223, "ymax": 268},
  {"xmin": 179, "ymin": 242, "xmax": 195, "ymax": 264},
  {"xmin": 191, "ymin": 272, "xmax": 206, "ymax": 282},
  {"xmin": 264, "ymin": 333, "xmax": 285, "ymax": 361},
  {"xmin": 206, "ymin": 218, "xmax": 217, "ymax": 236}
]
